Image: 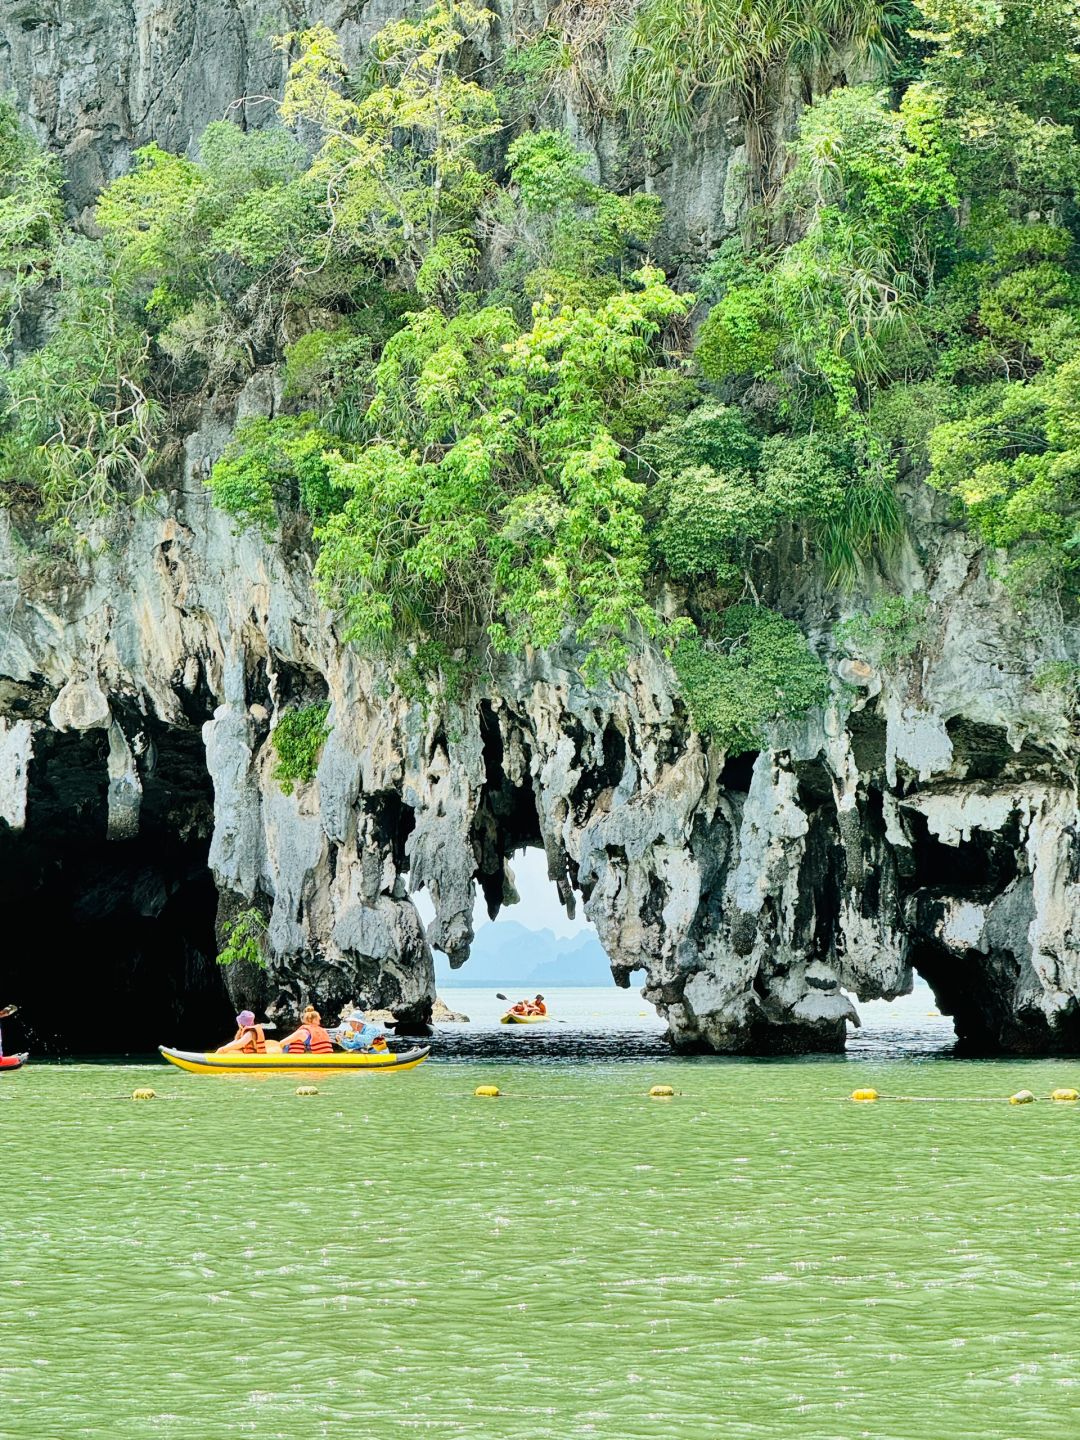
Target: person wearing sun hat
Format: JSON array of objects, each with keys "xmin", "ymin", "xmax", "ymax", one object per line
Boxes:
[
  {"xmin": 216, "ymin": 1009, "xmax": 269, "ymax": 1054},
  {"xmin": 334, "ymin": 1009, "xmax": 388, "ymax": 1053}
]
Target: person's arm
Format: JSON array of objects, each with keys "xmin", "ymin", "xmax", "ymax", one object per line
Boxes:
[
  {"xmin": 278, "ymin": 1026, "xmax": 306, "ymax": 1053},
  {"xmin": 216, "ymin": 1030, "xmax": 246, "ymax": 1053}
]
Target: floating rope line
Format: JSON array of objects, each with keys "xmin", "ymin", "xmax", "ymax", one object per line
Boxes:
[{"xmin": 844, "ymin": 1092, "xmax": 1080, "ymax": 1104}]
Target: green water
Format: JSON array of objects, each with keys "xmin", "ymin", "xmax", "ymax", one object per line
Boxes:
[{"xmin": 3, "ymin": 1055, "xmax": 1079, "ymax": 1439}]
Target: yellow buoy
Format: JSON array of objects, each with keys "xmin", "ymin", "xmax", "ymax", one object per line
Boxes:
[
  {"xmin": 1009, "ymin": 1089, "xmax": 1036, "ymax": 1105},
  {"xmin": 851, "ymin": 1088, "xmax": 878, "ymax": 1102},
  {"xmin": 295, "ymin": 1085, "xmax": 319, "ymax": 1097},
  {"xmin": 649, "ymin": 1084, "xmax": 675, "ymax": 1098},
  {"xmin": 132, "ymin": 1088, "xmax": 156, "ymax": 1101},
  {"xmin": 1051, "ymin": 1087, "xmax": 1079, "ymax": 1102},
  {"xmin": 475, "ymin": 1085, "xmax": 500, "ymax": 1098}
]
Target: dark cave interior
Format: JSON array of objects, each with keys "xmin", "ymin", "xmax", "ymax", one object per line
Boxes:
[{"xmin": 0, "ymin": 724, "xmax": 232, "ymax": 1056}]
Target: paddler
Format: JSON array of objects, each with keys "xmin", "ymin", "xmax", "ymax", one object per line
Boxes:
[
  {"xmin": 279, "ymin": 1005, "xmax": 335, "ymax": 1054},
  {"xmin": 216, "ymin": 1009, "xmax": 273, "ymax": 1054},
  {"xmin": 334, "ymin": 1010, "xmax": 388, "ymax": 1053},
  {"xmin": 509, "ymin": 995, "xmax": 546, "ymax": 1016},
  {"xmin": 0, "ymin": 1003, "xmax": 14, "ymax": 1056}
]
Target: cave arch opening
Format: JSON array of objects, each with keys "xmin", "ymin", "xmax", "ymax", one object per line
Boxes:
[
  {"xmin": 845, "ymin": 972, "xmax": 958, "ymax": 1053},
  {"xmin": 888, "ymin": 802, "xmax": 1040, "ymax": 1054},
  {"xmin": 0, "ymin": 725, "xmax": 232, "ymax": 1056},
  {"xmin": 420, "ymin": 702, "xmax": 651, "ymax": 1006}
]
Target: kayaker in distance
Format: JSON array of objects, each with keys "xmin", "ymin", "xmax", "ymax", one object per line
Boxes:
[
  {"xmin": 279, "ymin": 1006, "xmax": 335, "ymax": 1054},
  {"xmin": 216, "ymin": 1010, "xmax": 280, "ymax": 1055},
  {"xmin": 509, "ymin": 994, "xmax": 547, "ymax": 1017},
  {"xmin": 334, "ymin": 1010, "xmax": 388, "ymax": 1053}
]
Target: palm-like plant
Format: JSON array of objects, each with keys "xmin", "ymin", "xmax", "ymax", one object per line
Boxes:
[{"xmin": 621, "ymin": 0, "xmax": 906, "ymax": 203}]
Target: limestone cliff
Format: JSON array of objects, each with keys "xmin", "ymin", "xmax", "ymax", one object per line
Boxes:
[
  {"xmin": 0, "ymin": 0, "xmax": 735, "ymax": 259},
  {"xmin": 2, "ymin": 3, "xmax": 1079, "ymax": 1056}
]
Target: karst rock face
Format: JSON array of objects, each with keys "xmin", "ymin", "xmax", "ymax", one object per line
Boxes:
[
  {"xmin": 2, "ymin": 5, "xmax": 1079, "ymax": 1055},
  {"xmin": 0, "ymin": 0, "xmax": 738, "ymax": 258}
]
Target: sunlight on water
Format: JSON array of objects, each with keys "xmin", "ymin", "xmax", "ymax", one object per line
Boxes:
[{"xmin": 3, "ymin": 997, "xmax": 1078, "ymax": 1438}]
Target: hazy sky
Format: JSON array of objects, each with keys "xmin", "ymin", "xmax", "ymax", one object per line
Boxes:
[{"xmin": 412, "ymin": 847, "xmax": 595, "ymax": 941}]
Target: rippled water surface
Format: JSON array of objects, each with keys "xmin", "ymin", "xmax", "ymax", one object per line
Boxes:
[{"xmin": 3, "ymin": 994, "xmax": 1079, "ymax": 1439}]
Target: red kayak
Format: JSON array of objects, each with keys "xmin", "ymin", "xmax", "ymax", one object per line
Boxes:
[{"xmin": 0, "ymin": 1053, "xmax": 27, "ymax": 1071}]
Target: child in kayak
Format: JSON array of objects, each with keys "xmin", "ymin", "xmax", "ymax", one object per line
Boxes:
[
  {"xmin": 279, "ymin": 1006, "xmax": 335, "ymax": 1054},
  {"xmin": 334, "ymin": 1010, "xmax": 388, "ymax": 1053}
]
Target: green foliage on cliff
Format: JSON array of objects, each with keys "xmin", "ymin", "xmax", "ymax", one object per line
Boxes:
[
  {"xmin": 208, "ymin": 416, "xmax": 337, "ymax": 536},
  {"xmin": 393, "ymin": 639, "xmax": 476, "ymax": 714},
  {"xmin": 671, "ymin": 607, "xmax": 830, "ymax": 753},
  {"xmin": 276, "ymin": 2, "xmax": 500, "ymax": 300},
  {"xmin": 501, "ymin": 130, "xmax": 664, "ymax": 304},
  {"xmin": 1033, "ymin": 659, "xmax": 1080, "ymax": 700},
  {"xmin": 646, "ymin": 408, "xmax": 858, "ymax": 590},
  {"xmin": 96, "ymin": 124, "xmax": 313, "ymax": 297},
  {"xmin": 837, "ymin": 594, "xmax": 929, "ymax": 667},
  {"xmin": 315, "ymin": 267, "xmax": 690, "ymax": 673},
  {"xmin": 272, "ymin": 703, "xmax": 333, "ymax": 793},
  {"xmin": 35, "ymin": 0, "xmax": 1080, "ymax": 747},
  {"xmin": 0, "ymin": 101, "xmax": 62, "ymax": 334},
  {"xmin": 0, "ymin": 112, "xmax": 161, "ymax": 520},
  {"xmin": 690, "ymin": 0, "xmax": 1080, "ymax": 600},
  {"xmin": 0, "ymin": 241, "xmax": 160, "ymax": 520},
  {"xmin": 87, "ymin": 0, "xmax": 499, "ymax": 384},
  {"xmin": 0, "ymin": 0, "xmax": 864, "ymax": 743},
  {"xmin": 622, "ymin": 0, "xmax": 904, "ymax": 197},
  {"xmin": 693, "ymin": 83, "xmax": 960, "ymax": 422},
  {"xmin": 216, "ymin": 907, "xmax": 268, "ymax": 969}
]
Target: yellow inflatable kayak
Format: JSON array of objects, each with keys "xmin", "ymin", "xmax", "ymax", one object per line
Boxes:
[
  {"xmin": 499, "ymin": 1011, "xmax": 549, "ymax": 1025},
  {"xmin": 158, "ymin": 1045, "xmax": 430, "ymax": 1074}
]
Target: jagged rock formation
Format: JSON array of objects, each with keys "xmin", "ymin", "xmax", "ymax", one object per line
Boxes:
[
  {"xmin": 1, "ymin": 374, "xmax": 1079, "ymax": 1054},
  {"xmin": 2, "ymin": 4, "xmax": 1080, "ymax": 1056}
]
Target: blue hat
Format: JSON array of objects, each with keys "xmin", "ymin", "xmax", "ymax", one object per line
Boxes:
[{"xmin": 347, "ymin": 1011, "xmax": 367, "ymax": 1025}]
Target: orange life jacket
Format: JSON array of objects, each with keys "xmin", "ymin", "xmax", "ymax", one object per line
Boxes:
[
  {"xmin": 533, "ymin": 1002, "xmax": 547, "ymax": 1015},
  {"xmin": 285, "ymin": 1023, "xmax": 334, "ymax": 1054},
  {"xmin": 237, "ymin": 1024, "xmax": 266, "ymax": 1054}
]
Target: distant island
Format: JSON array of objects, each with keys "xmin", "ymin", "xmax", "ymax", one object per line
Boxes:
[{"xmin": 434, "ymin": 922, "xmax": 638, "ymax": 988}]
